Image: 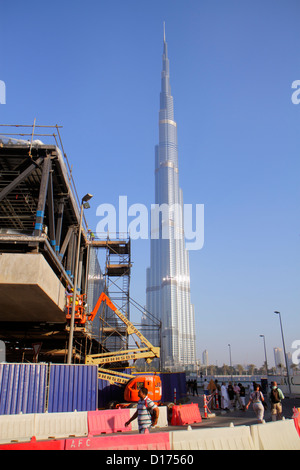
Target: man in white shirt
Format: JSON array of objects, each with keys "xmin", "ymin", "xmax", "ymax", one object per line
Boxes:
[{"xmin": 221, "ymin": 382, "xmax": 231, "ymax": 410}]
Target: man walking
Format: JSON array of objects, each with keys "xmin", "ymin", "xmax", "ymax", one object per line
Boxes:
[
  {"xmin": 238, "ymin": 383, "xmax": 246, "ymax": 409},
  {"xmin": 270, "ymin": 381, "xmax": 285, "ymax": 421},
  {"xmin": 221, "ymin": 382, "xmax": 231, "ymax": 410},
  {"xmin": 125, "ymin": 387, "xmax": 159, "ymax": 433}
]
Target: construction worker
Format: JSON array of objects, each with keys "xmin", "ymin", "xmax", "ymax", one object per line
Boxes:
[{"xmin": 88, "ymin": 229, "xmax": 95, "ymax": 241}]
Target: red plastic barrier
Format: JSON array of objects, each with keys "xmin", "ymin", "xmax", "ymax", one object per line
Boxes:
[
  {"xmin": 171, "ymin": 403, "xmax": 202, "ymax": 426},
  {"xmin": 87, "ymin": 409, "xmax": 131, "ymax": 435},
  {"xmin": 0, "ymin": 436, "xmax": 65, "ymax": 451},
  {"xmin": 65, "ymin": 432, "xmax": 171, "ymax": 450},
  {"xmin": 293, "ymin": 407, "xmax": 300, "ymax": 437}
]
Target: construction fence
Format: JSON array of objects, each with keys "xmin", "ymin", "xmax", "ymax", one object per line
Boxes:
[{"xmin": 0, "ymin": 363, "xmax": 98, "ymax": 415}]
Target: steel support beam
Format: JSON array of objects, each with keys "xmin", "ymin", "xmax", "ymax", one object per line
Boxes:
[
  {"xmin": 34, "ymin": 155, "xmax": 51, "ymax": 236},
  {"xmin": 47, "ymin": 167, "xmax": 56, "ymax": 250},
  {"xmin": 55, "ymin": 198, "xmax": 65, "ymax": 253},
  {"xmin": 59, "ymin": 225, "xmax": 74, "ymax": 259},
  {"xmin": 0, "ymin": 157, "xmax": 43, "ymax": 203}
]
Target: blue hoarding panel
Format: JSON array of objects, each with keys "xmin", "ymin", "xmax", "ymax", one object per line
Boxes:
[
  {"xmin": 47, "ymin": 364, "xmax": 98, "ymax": 413},
  {"xmin": 0, "ymin": 363, "xmax": 47, "ymax": 415},
  {"xmin": 160, "ymin": 372, "xmax": 187, "ymax": 403},
  {"xmin": 98, "ymin": 379, "xmax": 125, "ymax": 409},
  {"xmin": 0, "ymin": 365, "xmax": 186, "ymax": 413}
]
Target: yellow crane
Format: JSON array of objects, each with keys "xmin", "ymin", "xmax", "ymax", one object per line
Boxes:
[{"xmin": 85, "ymin": 292, "xmax": 160, "ymax": 385}]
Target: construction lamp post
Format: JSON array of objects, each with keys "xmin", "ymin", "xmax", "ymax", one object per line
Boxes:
[
  {"xmin": 259, "ymin": 334, "xmax": 269, "ymax": 376},
  {"xmin": 274, "ymin": 311, "xmax": 291, "ymax": 395},
  {"xmin": 67, "ymin": 193, "xmax": 93, "ymax": 364}
]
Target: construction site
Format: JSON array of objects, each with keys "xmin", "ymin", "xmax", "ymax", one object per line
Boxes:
[{"xmin": 1, "ymin": 124, "xmax": 299, "ymax": 452}]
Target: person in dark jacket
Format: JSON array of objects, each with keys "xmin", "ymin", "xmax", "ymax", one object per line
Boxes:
[
  {"xmin": 238, "ymin": 383, "xmax": 246, "ymax": 410},
  {"xmin": 270, "ymin": 381, "xmax": 285, "ymax": 421},
  {"xmin": 192, "ymin": 379, "xmax": 198, "ymax": 396},
  {"xmin": 227, "ymin": 382, "xmax": 234, "ymax": 408}
]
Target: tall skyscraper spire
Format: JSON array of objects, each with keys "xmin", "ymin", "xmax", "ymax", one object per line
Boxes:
[{"xmin": 145, "ymin": 25, "xmax": 196, "ymax": 370}]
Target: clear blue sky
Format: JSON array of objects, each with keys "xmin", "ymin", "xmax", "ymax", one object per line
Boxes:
[{"xmin": 1, "ymin": 0, "xmax": 300, "ymax": 368}]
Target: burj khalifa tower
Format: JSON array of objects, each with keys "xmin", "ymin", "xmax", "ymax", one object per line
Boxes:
[{"xmin": 145, "ymin": 26, "xmax": 196, "ymax": 370}]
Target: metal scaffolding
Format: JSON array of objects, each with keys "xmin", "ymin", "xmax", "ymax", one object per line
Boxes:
[{"xmin": 89, "ymin": 233, "xmax": 131, "ymax": 353}]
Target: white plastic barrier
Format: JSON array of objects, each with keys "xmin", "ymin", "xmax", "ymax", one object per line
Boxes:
[
  {"xmin": 35, "ymin": 411, "xmax": 88, "ymax": 440},
  {"xmin": 129, "ymin": 406, "xmax": 168, "ymax": 431},
  {"xmin": 170, "ymin": 425, "xmax": 257, "ymax": 450},
  {"xmin": 0, "ymin": 413, "xmax": 35, "ymax": 444},
  {"xmin": 0, "ymin": 411, "xmax": 88, "ymax": 444},
  {"xmin": 250, "ymin": 419, "xmax": 300, "ymax": 450}
]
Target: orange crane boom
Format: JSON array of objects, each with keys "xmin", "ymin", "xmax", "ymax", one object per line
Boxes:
[{"xmin": 85, "ymin": 292, "xmax": 160, "ymax": 384}]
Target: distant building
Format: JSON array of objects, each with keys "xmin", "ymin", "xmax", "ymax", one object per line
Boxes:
[
  {"xmin": 202, "ymin": 350, "xmax": 209, "ymax": 367},
  {"xmin": 274, "ymin": 347, "xmax": 285, "ymax": 371},
  {"xmin": 145, "ymin": 26, "xmax": 196, "ymax": 371}
]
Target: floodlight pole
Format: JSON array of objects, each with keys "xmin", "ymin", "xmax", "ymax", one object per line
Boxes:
[
  {"xmin": 274, "ymin": 311, "xmax": 291, "ymax": 395},
  {"xmin": 259, "ymin": 334, "xmax": 269, "ymax": 376},
  {"xmin": 67, "ymin": 194, "xmax": 92, "ymax": 364},
  {"xmin": 228, "ymin": 343, "xmax": 233, "ymax": 381}
]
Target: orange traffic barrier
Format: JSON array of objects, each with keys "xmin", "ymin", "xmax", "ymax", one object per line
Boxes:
[
  {"xmin": 293, "ymin": 407, "xmax": 300, "ymax": 437},
  {"xmin": 87, "ymin": 409, "xmax": 131, "ymax": 435},
  {"xmin": 171, "ymin": 403, "xmax": 202, "ymax": 426},
  {"xmin": 65, "ymin": 432, "xmax": 171, "ymax": 450}
]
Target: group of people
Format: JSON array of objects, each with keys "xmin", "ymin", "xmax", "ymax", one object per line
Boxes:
[
  {"xmin": 201, "ymin": 378, "xmax": 285, "ymax": 423},
  {"xmin": 202, "ymin": 379, "xmax": 246, "ymax": 411},
  {"xmin": 186, "ymin": 379, "xmax": 199, "ymax": 396}
]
